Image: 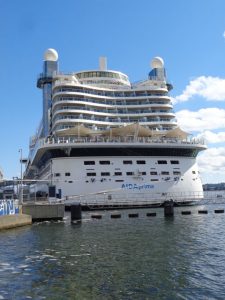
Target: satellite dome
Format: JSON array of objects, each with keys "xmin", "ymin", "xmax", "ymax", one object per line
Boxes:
[
  {"xmin": 44, "ymin": 48, "xmax": 58, "ymax": 61},
  {"xmin": 151, "ymin": 57, "xmax": 164, "ymax": 69}
]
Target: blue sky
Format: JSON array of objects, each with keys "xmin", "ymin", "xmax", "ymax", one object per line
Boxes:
[{"xmin": 0, "ymin": 0, "xmax": 225, "ymax": 183}]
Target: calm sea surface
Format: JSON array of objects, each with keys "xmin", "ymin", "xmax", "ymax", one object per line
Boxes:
[{"xmin": 1, "ymin": 202, "xmax": 225, "ymax": 300}]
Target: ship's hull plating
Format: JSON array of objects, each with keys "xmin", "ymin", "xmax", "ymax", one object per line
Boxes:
[{"xmin": 34, "ymin": 151, "xmax": 204, "ymax": 207}]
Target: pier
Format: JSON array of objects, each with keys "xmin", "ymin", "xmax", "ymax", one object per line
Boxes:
[{"xmin": 22, "ymin": 203, "xmax": 64, "ymax": 222}]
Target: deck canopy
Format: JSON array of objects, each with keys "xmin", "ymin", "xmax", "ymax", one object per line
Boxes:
[
  {"xmin": 164, "ymin": 127, "xmax": 189, "ymax": 139},
  {"xmin": 56, "ymin": 125, "xmax": 96, "ymax": 137},
  {"xmin": 101, "ymin": 123, "xmax": 156, "ymax": 137},
  {"xmin": 55, "ymin": 123, "xmax": 189, "ymax": 139}
]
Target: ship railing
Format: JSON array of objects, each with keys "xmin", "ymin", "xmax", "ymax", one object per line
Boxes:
[
  {"xmin": 43, "ymin": 136, "xmax": 205, "ymax": 146},
  {"xmin": 63, "ymin": 190, "xmax": 205, "ymax": 207},
  {"xmin": 28, "ymin": 135, "xmax": 205, "ymax": 163}
]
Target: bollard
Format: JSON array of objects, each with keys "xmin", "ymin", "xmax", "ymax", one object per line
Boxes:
[
  {"xmin": 111, "ymin": 214, "xmax": 121, "ymax": 219},
  {"xmin": 146, "ymin": 212, "xmax": 157, "ymax": 217},
  {"xmin": 164, "ymin": 200, "xmax": 174, "ymax": 217},
  {"xmin": 91, "ymin": 214, "xmax": 102, "ymax": 219},
  {"xmin": 181, "ymin": 211, "xmax": 191, "ymax": 215},
  {"xmin": 214, "ymin": 209, "xmax": 224, "ymax": 214},
  {"xmin": 128, "ymin": 213, "xmax": 139, "ymax": 218},
  {"xmin": 71, "ymin": 203, "xmax": 82, "ymax": 223}
]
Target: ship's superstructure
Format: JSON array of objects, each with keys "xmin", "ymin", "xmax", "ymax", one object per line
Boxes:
[{"xmin": 24, "ymin": 49, "xmax": 206, "ymax": 206}]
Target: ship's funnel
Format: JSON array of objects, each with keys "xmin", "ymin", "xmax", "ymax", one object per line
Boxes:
[{"xmin": 99, "ymin": 57, "xmax": 107, "ymax": 70}]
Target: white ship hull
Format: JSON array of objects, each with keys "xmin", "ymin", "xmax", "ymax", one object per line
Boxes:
[{"xmin": 27, "ymin": 137, "xmax": 206, "ymax": 207}]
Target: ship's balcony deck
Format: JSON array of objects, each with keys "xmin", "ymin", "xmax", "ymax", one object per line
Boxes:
[
  {"xmin": 43, "ymin": 136, "xmax": 205, "ymax": 147},
  {"xmin": 26, "ymin": 135, "xmax": 207, "ymax": 173}
]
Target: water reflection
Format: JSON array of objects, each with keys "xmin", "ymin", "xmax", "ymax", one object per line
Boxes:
[{"xmin": 0, "ymin": 206, "xmax": 225, "ymax": 299}]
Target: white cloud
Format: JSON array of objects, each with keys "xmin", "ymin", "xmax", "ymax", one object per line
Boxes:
[
  {"xmin": 196, "ymin": 131, "xmax": 225, "ymax": 144},
  {"xmin": 223, "ymin": 31, "xmax": 225, "ymax": 38},
  {"xmin": 175, "ymin": 76, "xmax": 225, "ymax": 103},
  {"xmin": 197, "ymin": 147, "xmax": 225, "ymax": 183},
  {"xmin": 176, "ymin": 107, "xmax": 225, "ymax": 132}
]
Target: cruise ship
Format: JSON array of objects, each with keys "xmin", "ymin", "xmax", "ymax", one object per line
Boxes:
[{"xmin": 24, "ymin": 49, "xmax": 206, "ymax": 207}]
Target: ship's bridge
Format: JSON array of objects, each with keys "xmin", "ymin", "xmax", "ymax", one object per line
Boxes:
[{"xmin": 74, "ymin": 70, "xmax": 131, "ymax": 88}]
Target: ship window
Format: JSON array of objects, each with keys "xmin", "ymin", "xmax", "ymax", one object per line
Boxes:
[
  {"xmin": 150, "ymin": 171, "xmax": 157, "ymax": 175},
  {"xmin": 158, "ymin": 160, "xmax": 167, "ymax": 164},
  {"xmin": 173, "ymin": 171, "xmax": 181, "ymax": 175},
  {"xmin": 87, "ymin": 173, "xmax": 96, "ymax": 176},
  {"xmin": 65, "ymin": 172, "xmax": 71, "ymax": 176},
  {"xmin": 115, "ymin": 179, "xmax": 124, "ymax": 182},
  {"xmin": 114, "ymin": 172, "xmax": 122, "ymax": 176},
  {"xmin": 136, "ymin": 160, "xmax": 146, "ymax": 164},
  {"xmin": 126, "ymin": 172, "xmax": 134, "ymax": 176},
  {"xmin": 171, "ymin": 160, "xmax": 179, "ymax": 164},
  {"xmin": 151, "ymin": 179, "xmax": 158, "ymax": 181},
  {"xmin": 192, "ymin": 171, "xmax": 196, "ymax": 174},
  {"xmin": 84, "ymin": 161, "xmax": 95, "ymax": 165},
  {"xmin": 161, "ymin": 171, "xmax": 169, "ymax": 175},
  {"xmin": 141, "ymin": 172, "xmax": 146, "ymax": 175},
  {"xmin": 123, "ymin": 160, "xmax": 132, "ymax": 164},
  {"xmin": 99, "ymin": 161, "xmax": 110, "ymax": 165},
  {"xmin": 101, "ymin": 172, "xmax": 110, "ymax": 176},
  {"xmin": 54, "ymin": 173, "xmax": 60, "ymax": 177}
]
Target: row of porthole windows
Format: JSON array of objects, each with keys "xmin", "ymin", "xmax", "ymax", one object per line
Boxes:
[
  {"xmin": 54, "ymin": 170, "xmax": 196, "ymax": 177},
  {"xmin": 84, "ymin": 160, "xmax": 179, "ymax": 165},
  {"xmin": 86, "ymin": 171, "xmax": 182, "ymax": 177}
]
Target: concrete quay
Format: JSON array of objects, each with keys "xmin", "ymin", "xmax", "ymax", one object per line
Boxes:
[
  {"xmin": 0, "ymin": 214, "xmax": 32, "ymax": 230},
  {"xmin": 22, "ymin": 203, "xmax": 65, "ymax": 221}
]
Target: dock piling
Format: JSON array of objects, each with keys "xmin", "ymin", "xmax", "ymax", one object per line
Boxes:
[
  {"xmin": 71, "ymin": 203, "xmax": 82, "ymax": 223},
  {"xmin": 164, "ymin": 200, "xmax": 174, "ymax": 217}
]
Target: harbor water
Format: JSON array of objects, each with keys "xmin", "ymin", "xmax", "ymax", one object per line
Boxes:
[{"xmin": 1, "ymin": 203, "xmax": 225, "ymax": 299}]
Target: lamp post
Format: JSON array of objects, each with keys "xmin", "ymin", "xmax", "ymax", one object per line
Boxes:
[{"xmin": 19, "ymin": 149, "xmax": 23, "ymax": 204}]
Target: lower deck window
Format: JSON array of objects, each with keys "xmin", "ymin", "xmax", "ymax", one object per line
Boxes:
[
  {"xmin": 114, "ymin": 172, "xmax": 122, "ymax": 176},
  {"xmin": 173, "ymin": 171, "xmax": 181, "ymax": 175},
  {"xmin": 101, "ymin": 172, "xmax": 110, "ymax": 176},
  {"xmin": 87, "ymin": 173, "xmax": 96, "ymax": 176},
  {"xmin": 161, "ymin": 172, "xmax": 169, "ymax": 175},
  {"xmin": 158, "ymin": 160, "xmax": 167, "ymax": 164},
  {"xmin": 123, "ymin": 160, "xmax": 132, "ymax": 164},
  {"xmin": 150, "ymin": 172, "xmax": 157, "ymax": 175},
  {"xmin": 99, "ymin": 161, "xmax": 110, "ymax": 165},
  {"xmin": 136, "ymin": 160, "xmax": 146, "ymax": 164},
  {"xmin": 84, "ymin": 161, "xmax": 95, "ymax": 165},
  {"xmin": 126, "ymin": 172, "xmax": 134, "ymax": 176}
]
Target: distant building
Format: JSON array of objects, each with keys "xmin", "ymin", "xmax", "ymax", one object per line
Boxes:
[{"xmin": 203, "ymin": 183, "xmax": 225, "ymax": 191}]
